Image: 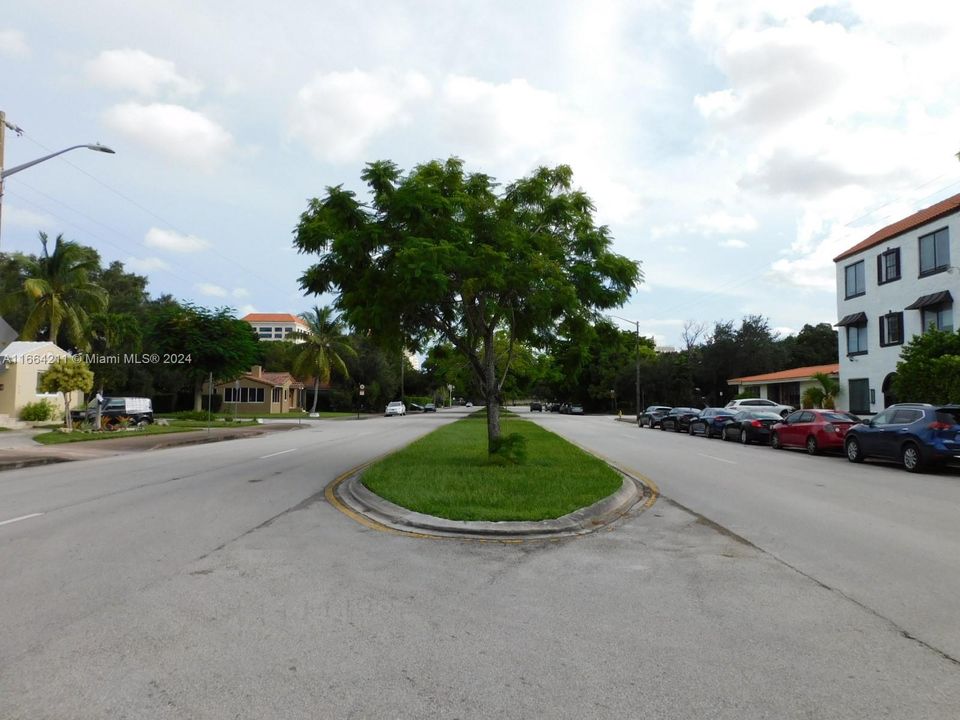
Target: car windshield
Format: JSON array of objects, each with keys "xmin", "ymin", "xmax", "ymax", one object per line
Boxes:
[{"xmin": 821, "ymin": 412, "xmax": 859, "ymax": 423}]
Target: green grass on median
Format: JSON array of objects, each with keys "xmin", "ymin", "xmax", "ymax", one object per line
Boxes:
[
  {"xmin": 361, "ymin": 413, "xmax": 621, "ymax": 521},
  {"xmin": 32, "ymin": 419, "xmax": 259, "ymax": 445}
]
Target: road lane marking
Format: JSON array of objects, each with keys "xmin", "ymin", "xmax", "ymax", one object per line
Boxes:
[
  {"xmin": 698, "ymin": 453, "xmax": 737, "ymax": 465},
  {"xmin": 0, "ymin": 512, "xmax": 44, "ymax": 527},
  {"xmin": 259, "ymin": 449, "xmax": 297, "ymax": 459}
]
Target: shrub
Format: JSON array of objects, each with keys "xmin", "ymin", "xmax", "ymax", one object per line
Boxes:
[
  {"xmin": 170, "ymin": 410, "xmax": 214, "ymax": 421},
  {"xmin": 488, "ymin": 432, "xmax": 528, "ymax": 466},
  {"xmin": 20, "ymin": 399, "xmax": 57, "ymax": 422}
]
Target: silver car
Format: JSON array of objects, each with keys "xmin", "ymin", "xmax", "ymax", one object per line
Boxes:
[{"xmin": 385, "ymin": 401, "xmax": 406, "ymax": 417}]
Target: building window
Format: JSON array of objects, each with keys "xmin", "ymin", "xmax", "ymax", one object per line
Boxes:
[
  {"xmin": 877, "ymin": 248, "xmax": 900, "ymax": 284},
  {"xmin": 919, "ymin": 228, "xmax": 950, "ymax": 276},
  {"xmin": 879, "ymin": 312, "xmax": 903, "ymax": 347},
  {"xmin": 848, "ymin": 379, "xmax": 870, "ymax": 414},
  {"xmin": 224, "ymin": 387, "xmax": 265, "ymax": 403},
  {"xmin": 272, "ymin": 387, "xmax": 282, "ymax": 402},
  {"xmin": 846, "ymin": 322, "xmax": 868, "ymax": 355},
  {"xmin": 922, "ymin": 302, "xmax": 954, "ymax": 332},
  {"xmin": 845, "ymin": 260, "xmax": 866, "ymax": 299}
]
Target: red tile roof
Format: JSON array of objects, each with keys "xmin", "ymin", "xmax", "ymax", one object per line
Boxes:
[
  {"xmin": 242, "ymin": 313, "xmax": 305, "ymax": 324},
  {"xmin": 834, "ymin": 192, "xmax": 960, "ymax": 262},
  {"xmin": 729, "ymin": 363, "xmax": 840, "ymax": 385}
]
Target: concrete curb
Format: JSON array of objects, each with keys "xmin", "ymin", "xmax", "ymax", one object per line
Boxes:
[
  {"xmin": 334, "ymin": 467, "xmax": 650, "ymax": 540},
  {"xmin": 0, "ymin": 457, "xmax": 70, "ymax": 472}
]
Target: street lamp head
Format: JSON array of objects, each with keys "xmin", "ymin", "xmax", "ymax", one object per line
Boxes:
[{"xmin": 85, "ymin": 143, "xmax": 115, "ymax": 154}]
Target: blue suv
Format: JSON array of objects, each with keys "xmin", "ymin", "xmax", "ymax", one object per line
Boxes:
[{"xmin": 844, "ymin": 403, "xmax": 960, "ymax": 473}]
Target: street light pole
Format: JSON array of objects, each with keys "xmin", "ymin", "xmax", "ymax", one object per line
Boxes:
[
  {"xmin": 611, "ymin": 315, "xmax": 642, "ymax": 420},
  {"xmin": 0, "ymin": 111, "xmax": 115, "ymax": 249}
]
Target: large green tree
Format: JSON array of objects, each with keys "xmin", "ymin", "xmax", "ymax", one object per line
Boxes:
[
  {"xmin": 294, "ymin": 158, "xmax": 641, "ymax": 449},
  {"xmin": 149, "ymin": 303, "xmax": 261, "ymax": 410},
  {"xmin": 290, "ymin": 305, "xmax": 357, "ymax": 413},
  {"xmin": 4, "ymin": 233, "xmax": 107, "ymax": 349},
  {"xmin": 38, "ymin": 357, "xmax": 94, "ymax": 430},
  {"xmin": 893, "ymin": 328, "xmax": 960, "ymax": 404}
]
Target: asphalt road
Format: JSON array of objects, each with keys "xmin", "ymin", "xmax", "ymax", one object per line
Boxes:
[{"xmin": 1, "ymin": 408, "xmax": 958, "ymax": 719}]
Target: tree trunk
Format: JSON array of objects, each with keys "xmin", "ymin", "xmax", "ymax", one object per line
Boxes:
[
  {"xmin": 483, "ymin": 328, "xmax": 501, "ymax": 451},
  {"xmin": 64, "ymin": 394, "xmax": 72, "ymax": 431},
  {"xmin": 310, "ymin": 378, "xmax": 319, "ymax": 412},
  {"xmin": 193, "ymin": 378, "xmax": 203, "ymax": 411}
]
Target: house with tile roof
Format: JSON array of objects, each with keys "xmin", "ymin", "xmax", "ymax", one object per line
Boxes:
[
  {"xmin": 0, "ymin": 341, "xmax": 84, "ymax": 425},
  {"xmin": 242, "ymin": 313, "xmax": 311, "ymax": 343},
  {"xmin": 204, "ymin": 366, "xmax": 306, "ymax": 414},
  {"xmin": 728, "ymin": 364, "xmax": 840, "ymax": 410},
  {"xmin": 833, "ymin": 192, "xmax": 959, "ymax": 414}
]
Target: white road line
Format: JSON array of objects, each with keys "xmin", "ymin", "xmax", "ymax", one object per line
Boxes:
[
  {"xmin": 698, "ymin": 453, "xmax": 738, "ymax": 465},
  {"xmin": 259, "ymin": 449, "xmax": 298, "ymax": 459},
  {"xmin": 0, "ymin": 512, "xmax": 44, "ymax": 527}
]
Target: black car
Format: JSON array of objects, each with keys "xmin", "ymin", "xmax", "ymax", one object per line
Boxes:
[
  {"xmin": 548, "ymin": 402, "xmax": 562, "ymax": 413},
  {"xmin": 530, "ymin": 401, "xmax": 543, "ymax": 412},
  {"xmin": 660, "ymin": 407, "xmax": 700, "ymax": 433},
  {"xmin": 638, "ymin": 405, "xmax": 672, "ymax": 429},
  {"xmin": 688, "ymin": 407, "xmax": 737, "ymax": 438},
  {"xmin": 844, "ymin": 403, "xmax": 960, "ymax": 473},
  {"xmin": 721, "ymin": 410, "xmax": 783, "ymax": 444}
]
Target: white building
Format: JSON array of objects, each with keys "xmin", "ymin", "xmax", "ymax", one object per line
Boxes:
[
  {"xmin": 834, "ymin": 193, "xmax": 959, "ymax": 415},
  {"xmin": 242, "ymin": 313, "xmax": 311, "ymax": 343}
]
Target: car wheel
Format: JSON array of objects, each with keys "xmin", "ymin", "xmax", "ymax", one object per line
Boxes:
[
  {"xmin": 902, "ymin": 443, "xmax": 924, "ymax": 473},
  {"xmin": 740, "ymin": 429, "xmax": 749, "ymax": 445},
  {"xmin": 660, "ymin": 423, "xmax": 666, "ymax": 431},
  {"xmin": 688, "ymin": 424, "xmax": 695, "ymax": 435},
  {"xmin": 845, "ymin": 436, "xmax": 864, "ymax": 463},
  {"xmin": 770, "ymin": 432, "xmax": 782, "ymax": 450},
  {"xmin": 806, "ymin": 436, "xmax": 819, "ymax": 456}
]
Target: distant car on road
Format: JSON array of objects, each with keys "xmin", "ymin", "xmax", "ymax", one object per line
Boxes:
[
  {"xmin": 688, "ymin": 408, "xmax": 736, "ymax": 438},
  {"xmin": 638, "ymin": 405, "xmax": 672, "ymax": 429},
  {"xmin": 465, "ymin": 401, "xmax": 474, "ymax": 408},
  {"xmin": 771, "ymin": 409, "xmax": 860, "ymax": 455},
  {"xmin": 385, "ymin": 401, "xmax": 406, "ymax": 417},
  {"xmin": 530, "ymin": 401, "xmax": 543, "ymax": 412},
  {"xmin": 844, "ymin": 403, "xmax": 960, "ymax": 472},
  {"xmin": 660, "ymin": 407, "xmax": 700, "ymax": 433},
  {"xmin": 424, "ymin": 403, "xmax": 437, "ymax": 412},
  {"xmin": 725, "ymin": 398, "xmax": 794, "ymax": 418},
  {"xmin": 721, "ymin": 410, "xmax": 782, "ymax": 444}
]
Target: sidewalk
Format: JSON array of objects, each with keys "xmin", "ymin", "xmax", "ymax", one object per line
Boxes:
[{"xmin": 0, "ymin": 424, "xmax": 303, "ymax": 472}]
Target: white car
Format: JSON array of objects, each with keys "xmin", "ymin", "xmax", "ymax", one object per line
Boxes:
[
  {"xmin": 725, "ymin": 398, "xmax": 794, "ymax": 417},
  {"xmin": 385, "ymin": 401, "xmax": 406, "ymax": 417}
]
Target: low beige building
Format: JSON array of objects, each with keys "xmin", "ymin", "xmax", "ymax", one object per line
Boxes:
[
  {"xmin": 0, "ymin": 342, "xmax": 84, "ymax": 424},
  {"xmin": 204, "ymin": 366, "xmax": 305, "ymax": 415},
  {"xmin": 727, "ymin": 363, "xmax": 841, "ymax": 410}
]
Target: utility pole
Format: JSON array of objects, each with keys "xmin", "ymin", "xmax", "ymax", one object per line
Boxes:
[{"xmin": 0, "ymin": 110, "xmax": 8, "ymax": 245}]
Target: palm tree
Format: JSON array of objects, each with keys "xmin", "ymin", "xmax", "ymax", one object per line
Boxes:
[
  {"xmin": 4, "ymin": 233, "xmax": 107, "ymax": 349},
  {"xmin": 802, "ymin": 371, "xmax": 841, "ymax": 409},
  {"xmin": 290, "ymin": 306, "xmax": 357, "ymax": 412}
]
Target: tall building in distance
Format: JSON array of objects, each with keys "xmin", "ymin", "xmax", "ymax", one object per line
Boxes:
[{"xmin": 242, "ymin": 313, "xmax": 311, "ymax": 343}]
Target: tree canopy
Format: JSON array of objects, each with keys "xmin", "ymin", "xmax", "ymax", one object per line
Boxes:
[
  {"xmin": 893, "ymin": 328, "xmax": 960, "ymax": 404},
  {"xmin": 294, "ymin": 158, "xmax": 642, "ymax": 448}
]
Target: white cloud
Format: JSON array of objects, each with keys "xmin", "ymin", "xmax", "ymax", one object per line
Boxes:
[
  {"xmin": 238, "ymin": 304, "xmax": 257, "ymax": 316},
  {"xmin": 2, "ymin": 205, "xmax": 55, "ymax": 230},
  {"xmin": 87, "ymin": 49, "xmax": 202, "ymax": 97},
  {"xmin": 719, "ymin": 238, "xmax": 748, "ymax": 249},
  {"xmin": 232, "ymin": 288, "xmax": 249, "ymax": 298},
  {"xmin": 125, "ymin": 256, "xmax": 171, "ymax": 272},
  {"xmin": 103, "ymin": 103, "xmax": 233, "ymax": 170},
  {"xmin": 196, "ymin": 283, "xmax": 228, "ymax": 297},
  {"xmin": 0, "ymin": 29, "xmax": 28, "ymax": 59},
  {"xmin": 289, "ymin": 69, "xmax": 431, "ymax": 163},
  {"xmin": 144, "ymin": 227, "xmax": 211, "ymax": 253}
]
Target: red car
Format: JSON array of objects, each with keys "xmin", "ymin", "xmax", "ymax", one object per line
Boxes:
[{"xmin": 770, "ymin": 409, "xmax": 861, "ymax": 455}]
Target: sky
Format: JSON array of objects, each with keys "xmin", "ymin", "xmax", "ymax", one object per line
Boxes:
[{"xmin": 3, "ymin": 0, "xmax": 960, "ymax": 348}]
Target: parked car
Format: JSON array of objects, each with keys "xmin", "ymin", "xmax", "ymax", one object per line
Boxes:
[
  {"xmin": 638, "ymin": 405, "xmax": 672, "ymax": 429},
  {"xmin": 385, "ymin": 401, "xmax": 406, "ymax": 416},
  {"xmin": 771, "ymin": 409, "xmax": 861, "ymax": 455},
  {"xmin": 725, "ymin": 398, "xmax": 794, "ymax": 418},
  {"xmin": 424, "ymin": 403, "xmax": 437, "ymax": 412},
  {"xmin": 568, "ymin": 403, "xmax": 584, "ymax": 415},
  {"xmin": 409, "ymin": 402, "xmax": 424, "ymax": 412},
  {"xmin": 465, "ymin": 401, "xmax": 474, "ymax": 408},
  {"xmin": 660, "ymin": 407, "xmax": 700, "ymax": 433},
  {"xmin": 548, "ymin": 402, "xmax": 562, "ymax": 412},
  {"xmin": 530, "ymin": 401, "xmax": 543, "ymax": 412},
  {"xmin": 843, "ymin": 403, "xmax": 960, "ymax": 472},
  {"xmin": 75, "ymin": 396, "xmax": 154, "ymax": 427},
  {"xmin": 721, "ymin": 410, "xmax": 783, "ymax": 444},
  {"xmin": 688, "ymin": 407, "xmax": 736, "ymax": 438}
]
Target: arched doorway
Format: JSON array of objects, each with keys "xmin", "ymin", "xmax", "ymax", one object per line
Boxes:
[{"xmin": 882, "ymin": 372, "xmax": 897, "ymax": 408}]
